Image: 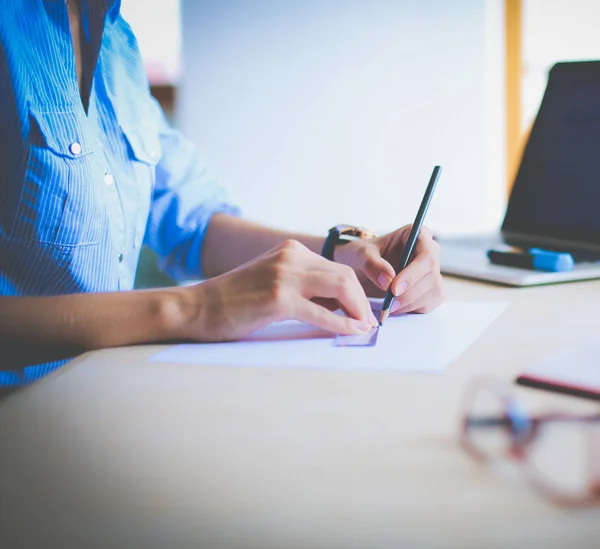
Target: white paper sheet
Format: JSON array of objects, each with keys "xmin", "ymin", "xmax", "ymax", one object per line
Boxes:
[{"xmin": 150, "ymin": 301, "xmax": 507, "ymax": 372}]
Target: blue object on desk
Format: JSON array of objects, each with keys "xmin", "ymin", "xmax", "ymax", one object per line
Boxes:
[
  {"xmin": 487, "ymin": 247, "xmax": 574, "ymax": 272},
  {"xmin": 529, "ymin": 248, "xmax": 575, "ymax": 271}
]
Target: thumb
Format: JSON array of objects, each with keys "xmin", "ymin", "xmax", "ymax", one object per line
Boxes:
[{"xmin": 360, "ymin": 246, "xmax": 396, "ymax": 292}]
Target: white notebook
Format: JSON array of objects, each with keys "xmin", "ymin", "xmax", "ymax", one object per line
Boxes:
[{"xmin": 516, "ymin": 335, "xmax": 600, "ymax": 401}]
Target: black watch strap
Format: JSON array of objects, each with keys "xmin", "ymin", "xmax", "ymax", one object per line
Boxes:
[{"xmin": 321, "ymin": 227, "xmax": 342, "ymax": 261}]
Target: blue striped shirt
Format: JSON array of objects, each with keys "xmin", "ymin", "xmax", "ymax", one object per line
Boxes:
[{"xmin": 0, "ymin": 0, "xmax": 239, "ymax": 384}]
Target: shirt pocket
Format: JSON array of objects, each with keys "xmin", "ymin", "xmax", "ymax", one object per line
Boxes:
[
  {"xmin": 11, "ymin": 109, "xmax": 103, "ymax": 247},
  {"xmin": 120, "ymin": 122, "xmax": 163, "ymax": 194},
  {"xmin": 121, "ymin": 123, "xmax": 162, "ymax": 168},
  {"xmin": 119, "ymin": 123, "xmax": 162, "ymax": 247}
]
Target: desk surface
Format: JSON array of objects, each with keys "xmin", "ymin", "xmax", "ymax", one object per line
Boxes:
[{"xmin": 1, "ymin": 278, "xmax": 600, "ymax": 549}]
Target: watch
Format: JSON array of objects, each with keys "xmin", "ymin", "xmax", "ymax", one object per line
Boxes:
[{"xmin": 321, "ymin": 224, "xmax": 377, "ymax": 261}]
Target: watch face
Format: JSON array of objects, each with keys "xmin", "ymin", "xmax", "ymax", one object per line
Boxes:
[{"xmin": 337, "ymin": 225, "xmax": 376, "ymax": 240}]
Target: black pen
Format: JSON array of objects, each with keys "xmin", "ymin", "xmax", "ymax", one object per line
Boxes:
[{"xmin": 379, "ymin": 165, "xmax": 442, "ymax": 325}]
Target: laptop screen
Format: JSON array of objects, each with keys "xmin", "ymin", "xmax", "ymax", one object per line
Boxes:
[{"xmin": 502, "ymin": 61, "xmax": 600, "ymax": 246}]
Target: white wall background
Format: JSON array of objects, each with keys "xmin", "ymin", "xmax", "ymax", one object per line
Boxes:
[
  {"xmin": 177, "ymin": 0, "xmax": 506, "ymax": 236},
  {"xmin": 120, "ymin": 0, "xmax": 182, "ymax": 85},
  {"xmin": 522, "ymin": 0, "xmax": 600, "ymax": 132}
]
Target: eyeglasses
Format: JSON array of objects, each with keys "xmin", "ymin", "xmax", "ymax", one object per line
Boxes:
[{"xmin": 459, "ymin": 377, "xmax": 600, "ymax": 506}]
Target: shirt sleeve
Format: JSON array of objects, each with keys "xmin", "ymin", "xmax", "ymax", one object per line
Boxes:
[{"xmin": 143, "ymin": 97, "xmax": 241, "ymax": 281}]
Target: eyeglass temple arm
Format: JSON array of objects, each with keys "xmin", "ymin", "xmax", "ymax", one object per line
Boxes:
[
  {"xmin": 467, "ymin": 414, "xmax": 600, "ymax": 426},
  {"xmin": 534, "ymin": 413, "xmax": 600, "ymax": 424},
  {"xmin": 466, "ymin": 416, "xmax": 510, "ymax": 428}
]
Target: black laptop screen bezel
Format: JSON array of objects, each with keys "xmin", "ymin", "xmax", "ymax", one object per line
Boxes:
[{"xmin": 500, "ymin": 61, "xmax": 600, "ymax": 248}]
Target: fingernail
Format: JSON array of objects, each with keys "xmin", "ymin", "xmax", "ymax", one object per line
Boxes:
[
  {"xmin": 356, "ymin": 320, "xmax": 372, "ymax": 332},
  {"xmin": 394, "ymin": 281, "xmax": 408, "ymax": 296},
  {"xmin": 369, "ymin": 310, "xmax": 379, "ymax": 327},
  {"xmin": 378, "ymin": 273, "xmax": 392, "ymax": 290},
  {"xmin": 391, "ymin": 300, "xmax": 402, "ymax": 313}
]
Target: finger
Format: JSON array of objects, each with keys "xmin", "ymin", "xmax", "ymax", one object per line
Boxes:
[
  {"xmin": 275, "ymin": 239, "xmax": 345, "ymax": 274},
  {"xmin": 390, "ymin": 238, "xmax": 440, "ymax": 296},
  {"xmin": 391, "ymin": 287, "xmax": 444, "ymax": 315},
  {"xmin": 302, "ymin": 269, "xmax": 377, "ymax": 327},
  {"xmin": 310, "ymin": 298, "xmax": 372, "ymax": 319},
  {"xmin": 271, "ymin": 240, "xmax": 376, "ymax": 325},
  {"xmin": 357, "ymin": 245, "xmax": 397, "ymax": 292},
  {"xmin": 417, "ymin": 225, "xmax": 435, "ymax": 242},
  {"xmin": 294, "ymin": 298, "xmax": 373, "ymax": 335},
  {"xmin": 389, "ymin": 254, "xmax": 432, "ymax": 298},
  {"xmin": 390, "ymin": 272, "xmax": 436, "ymax": 312}
]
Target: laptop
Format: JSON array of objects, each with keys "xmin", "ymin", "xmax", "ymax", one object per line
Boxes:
[{"xmin": 439, "ymin": 61, "xmax": 600, "ymax": 287}]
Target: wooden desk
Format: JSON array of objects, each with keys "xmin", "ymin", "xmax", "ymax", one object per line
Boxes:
[{"xmin": 1, "ymin": 278, "xmax": 599, "ymax": 549}]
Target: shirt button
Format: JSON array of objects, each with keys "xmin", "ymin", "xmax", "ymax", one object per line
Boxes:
[
  {"xmin": 69, "ymin": 142, "xmax": 82, "ymax": 155},
  {"xmin": 104, "ymin": 173, "xmax": 114, "ymax": 186},
  {"xmin": 118, "ymin": 253, "xmax": 124, "ymax": 263}
]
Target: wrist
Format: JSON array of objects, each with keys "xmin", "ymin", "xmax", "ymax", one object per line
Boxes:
[
  {"xmin": 333, "ymin": 239, "xmax": 355, "ymax": 265},
  {"xmin": 154, "ymin": 287, "xmax": 198, "ymax": 341}
]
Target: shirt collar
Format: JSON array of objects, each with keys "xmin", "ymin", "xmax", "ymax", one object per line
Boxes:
[
  {"xmin": 103, "ymin": 0, "xmax": 121, "ymax": 23},
  {"xmin": 44, "ymin": 0, "xmax": 121, "ymax": 23}
]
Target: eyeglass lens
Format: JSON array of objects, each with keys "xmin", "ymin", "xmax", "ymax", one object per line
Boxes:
[{"xmin": 466, "ymin": 386, "xmax": 527, "ymax": 459}]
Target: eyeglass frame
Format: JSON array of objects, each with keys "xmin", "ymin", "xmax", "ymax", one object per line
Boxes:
[{"xmin": 458, "ymin": 376, "xmax": 600, "ymax": 507}]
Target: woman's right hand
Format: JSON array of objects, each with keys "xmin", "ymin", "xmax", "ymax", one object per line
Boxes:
[{"xmin": 181, "ymin": 239, "xmax": 379, "ymax": 342}]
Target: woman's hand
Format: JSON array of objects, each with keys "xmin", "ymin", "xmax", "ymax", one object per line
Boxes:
[
  {"xmin": 335, "ymin": 225, "xmax": 444, "ymax": 315},
  {"xmin": 184, "ymin": 240, "xmax": 379, "ymax": 341}
]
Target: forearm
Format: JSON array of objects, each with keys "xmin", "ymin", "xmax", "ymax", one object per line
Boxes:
[
  {"xmin": 0, "ymin": 289, "xmax": 191, "ymax": 366},
  {"xmin": 202, "ymin": 213, "xmax": 325, "ymax": 277}
]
